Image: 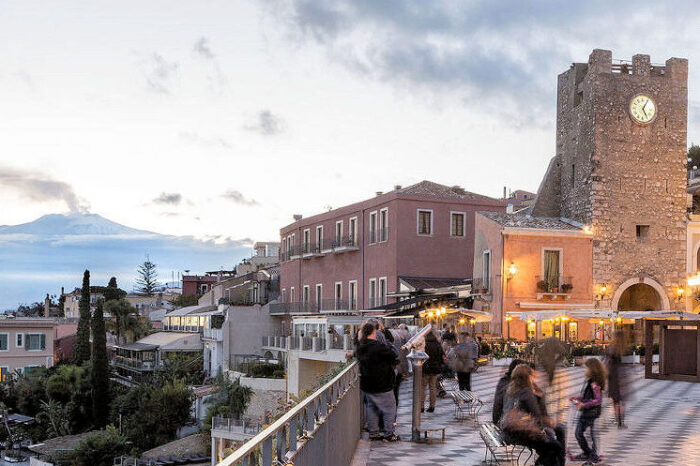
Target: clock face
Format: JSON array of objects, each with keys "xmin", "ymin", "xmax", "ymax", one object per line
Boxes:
[{"xmin": 629, "ymin": 94, "xmax": 657, "ymax": 125}]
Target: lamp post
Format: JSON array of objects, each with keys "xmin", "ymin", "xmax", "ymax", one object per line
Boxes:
[
  {"xmin": 403, "ymin": 324, "xmax": 432, "ymax": 443},
  {"xmin": 505, "ymin": 315, "xmax": 512, "ymax": 340}
]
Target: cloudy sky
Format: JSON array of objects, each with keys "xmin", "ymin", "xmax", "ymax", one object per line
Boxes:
[{"xmin": 2, "ymin": 0, "xmax": 700, "ymax": 243}]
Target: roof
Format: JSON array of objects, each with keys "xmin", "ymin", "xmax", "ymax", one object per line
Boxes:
[
  {"xmin": 28, "ymin": 431, "xmax": 96, "ymax": 455},
  {"xmin": 399, "ymin": 276, "xmax": 470, "ymax": 290},
  {"xmin": 142, "ymin": 433, "xmax": 208, "ymax": 460},
  {"xmin": 165, "ymin": 304, "xmax": 216, "ymax": 317},
  {"xmin": 397, "ymin": 180, "xmax": 502, "ymax": 203},
  {"xmin": 118, "ymin": 342, "xmax": 159, "ymax": 351},
  {"xmin": 478, "ymin": 211, "xmax": 582, "ymax": 230},
  {"xmin": 130, "ymin": 331, "xmax": 202, "ymax": 351}
]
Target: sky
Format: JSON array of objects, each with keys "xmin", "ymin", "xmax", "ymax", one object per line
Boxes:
[{"xmin": 1, "ymin": 0, "xmax": 700, "ymax": 244}]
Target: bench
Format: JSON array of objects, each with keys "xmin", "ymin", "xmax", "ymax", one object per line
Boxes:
[
  {"xmin": 479, "ymin": 422, "xmax": 533, "ymax": 465},
  {"xmin": 418, "ymin": 423, "xmax": 447, "ymax": 442},
  {"xmin": 450, "ymin": 390, "xmax": 483, "ymax": 421}
]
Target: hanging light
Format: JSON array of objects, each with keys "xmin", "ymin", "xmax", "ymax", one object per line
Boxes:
[
  {"xmin": 469, "ymin": 318, "xmax": 476, "ymax": 325},
  {"xmin": 598, "ymin": 319, "xmax": 604, "ymax": 325},
  {"xmin": 458, "ymin": 318, "xmax": 466, "ymax": 325},
  {"xmin": 427, "ymin": 311, "xmax": 434, "ymax": 318}
]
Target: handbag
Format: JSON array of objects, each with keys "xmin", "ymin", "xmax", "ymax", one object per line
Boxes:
[{"xmin": 501, "ymin": 408, "xmax": 546, "ymax": 442}]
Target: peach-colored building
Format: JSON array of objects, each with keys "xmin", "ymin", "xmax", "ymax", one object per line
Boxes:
[
  {"xmin": 0, "ymin": 318, "xmax": 76, "ymax": 379},
  {"xmin": 473, "ymin": 212, "xmax": 595, "ymax": 341}
]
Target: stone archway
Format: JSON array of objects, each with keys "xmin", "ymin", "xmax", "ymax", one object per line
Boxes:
[{"xmin": 611, "ymin": 277, "xmax": 670, "ymax": 311}]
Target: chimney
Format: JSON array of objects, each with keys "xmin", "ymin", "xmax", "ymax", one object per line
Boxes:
[
  {"xmin": 293, "ymin": 214, "xmax": 303, "ymax": 221},
  {"xmin": 503, "ymin": 186, "xmax": 507, "ymax": 199},
  {"xmin": 44, "ymin": 294, "xmax": 50, "ymax": 318},
  {"xmin": 376, "ymin": 191, "xmax": 383, "ymax": 196},
  {"xmin": 394, "ymin": 185, "xmax": 402, "ymax": 190}
]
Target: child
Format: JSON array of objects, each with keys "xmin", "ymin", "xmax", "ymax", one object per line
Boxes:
[{"xmin": 570, "ymin": 358, "xmax": 606, "ymax": 464}]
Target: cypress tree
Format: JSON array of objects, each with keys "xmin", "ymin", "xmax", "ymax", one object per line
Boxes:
[
  {"xmin": 91, "ymin": 298, "xmax": 110, "ymax": 428},
  {"xmin": 73, "ymin": 270, "xmax": 92, "ymax": 364}
]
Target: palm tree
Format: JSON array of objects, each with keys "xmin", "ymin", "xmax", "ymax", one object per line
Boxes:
[{"xmin": 104, "ymin": 299, "xmax": 141, "ymax": 344}]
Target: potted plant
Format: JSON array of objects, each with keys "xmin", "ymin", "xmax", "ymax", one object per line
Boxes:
[
  {"xmin": 492, "ymin": 345, "xmax": 518, "ymax": 366},
  {"xmin": 571, "ymin": 345, "xmax": 586, "ymax": 366},
  {"xmin": 536, "ymin": 280, "xmax": 547, "ymax": 292},
  {"xmin": 561, "ymin": 283, "xmax": 573, "ymax": 293}
]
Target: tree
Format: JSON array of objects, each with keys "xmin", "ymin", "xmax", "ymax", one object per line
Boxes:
[
  {"xmin": 134, "ymin": 258, "xmax": 161, "ymax": 296},
  {"xmin": 111, "ymin": 380, "xmax": 193, "ymax": 450},
  {"xmin": 57, "ymin": 293, "xmax": 66, "ymax": 317},
  {"xmin": 73, "ymin": 270, "xmax": 92, "ymax": 364},
  {"xmin": 689, "ymin": 144, "xmax": 700, "ymax": 173},
  {"xmin": 103, "ymin": 277, "xmax": 126, "ymax": 302},
  {"xmin": 201, "ymin": 374, "xmax": 253, "ymax": 442},
  {"xmin": 91, "ymin": 299, "xmax": 110, "ymax": 428},
  {"xmin": 71, "ymin": 426, "xmax": 129, "ymax": 466},
  {"xmin": 46, "ymin": 365, "xmax": 93, "ymax": 434},
  {"xmin": 104, "ymin": 299, "xmax": 138, "ymax": 345},
  {"xmin": 168, "ymin": 294, "xmax": 199, "ymax": 308}
]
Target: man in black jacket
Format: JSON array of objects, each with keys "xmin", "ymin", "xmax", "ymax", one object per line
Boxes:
[{"xmin": 357, "ymin": 322, "xmax": 401, "ymax": 441}]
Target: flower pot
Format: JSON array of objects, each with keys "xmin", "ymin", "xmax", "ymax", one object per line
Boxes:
[{"xmin": 492, "ymin": 357, "xmax": 513, "ymax": 366}]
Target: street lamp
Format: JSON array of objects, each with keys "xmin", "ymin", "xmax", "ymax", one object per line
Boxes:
[{"xmin": 505, "ymin": 315, "xmax": 513, "ymax": 340}]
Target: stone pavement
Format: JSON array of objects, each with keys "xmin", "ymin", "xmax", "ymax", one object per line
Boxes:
[{"xmin": 352, "ymin": 365, "xmax": 700, "ymax": 465}]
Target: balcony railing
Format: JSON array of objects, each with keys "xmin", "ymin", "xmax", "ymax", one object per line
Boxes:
[
  {"xmin": 535, "ymin": 275, "xmax": 574, "ymax": 294},
  {"xmin": 112, "ymin": 356, "xmax": 156, "ymax": 371},
  {"xmin": 212, "ymin": 416, "xmax": 261, "ymax": 436},
  {"xmin": 216, "ymin": 362, "xmax": 360, "ymax": 466},
  {"xmin": 268, "ymin": 299, "xmax": 356, "ymax": 315},
  {"xmin": 203, "ymin": 328, "xmax": 223, "ymax": 341},
  {"xmin": 263, "ymin": 334, "xmax": 354, "ymax": 353},
  {"xmin": 332, "ymin": 235, "xmax": 358, "ymax": 251}
]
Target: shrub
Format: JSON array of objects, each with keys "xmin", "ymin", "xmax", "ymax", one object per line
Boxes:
[{"xmin": 71, "ymin": 426, "xmax": 129, "ymax": 466}]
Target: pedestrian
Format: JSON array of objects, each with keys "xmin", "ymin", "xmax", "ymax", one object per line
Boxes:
[
  {"xmin": 357, "ymin": 322, "xmax": 401, "ymax": 442},
  {"xmin": 447, "ymin": 332, "xmax": 478, "ymax": 391},
  {"xmin": 607, "ymin": 331, "xmax": 628, "ymax": 429},
  {"xmin": 441, "ymin": 324, "xmax": 455, "ymax": 344},
  {"xmin": 570, "ymin": 358, "xmax": 606, "ymax": 464},
  {"xmin": 493, "ymin": 358, "xmax": 527, "ymax": 424},
  {"xmin": 500, "ymin": 364, "xmax": 564, "ymax": 466},
  {"xmin": 421, "ymin": 331, "xmax": 445, "ymax": 413}
]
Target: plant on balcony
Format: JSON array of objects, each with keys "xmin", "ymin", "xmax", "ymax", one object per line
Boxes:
[
  {"xmin": 536, "ymin": 280, "xmax": 548, "ymax": 292},
  {"xmin": 247, "ymin": 362, "xmax": 285, "ymax": 379},
  {"xmin": 561, "ymin": 283, "xmax": 573, "ymax": 293}
]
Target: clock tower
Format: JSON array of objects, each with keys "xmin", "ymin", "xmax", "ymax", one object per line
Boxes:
[{"xmin": 533, "ymin": 49, "xmax": 688, "ymax": 311}]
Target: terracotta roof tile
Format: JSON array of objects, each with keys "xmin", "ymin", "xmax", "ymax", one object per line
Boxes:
[
  {"xmin": 479, "ymin": 211, "xmax": 582, "ymax": 230},
  {"xmin": 397, "ymin": 180, "xmax": 502, "ymax": 202}
]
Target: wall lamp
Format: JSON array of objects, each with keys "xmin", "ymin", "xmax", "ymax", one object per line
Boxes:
[{"xmin": 507, "ymin": 263, "xmax": 517, "ymax": 280}]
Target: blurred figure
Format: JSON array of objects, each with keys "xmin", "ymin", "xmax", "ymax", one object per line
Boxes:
[
  {"xmin": 493, "ymin": 358, "xmax": 528, "ymax": 423},
  {"xmin": 537, "ymin": 336, "xmax": 567, "ymax": 385},
  {"xmin": 570, "ymin": 358, "xmax": 606, "ymax": 464},
  {"xmin": 441, "ymin": 324, "xmax": 456, "ymax": 344},
  {"xmin": 501, "ymin": 364, "xmax": 565, "ymax": 466},
  {"xmin": 421, "ymin": 331, "xmax": 445, "ymax": 413},
  {"xmin": 607, "ymin": 331, "xmax": 628, "ymax": 428},
  {"xmin": 448, "ymin": 332, "xmax": 479, "ymax": 390}
]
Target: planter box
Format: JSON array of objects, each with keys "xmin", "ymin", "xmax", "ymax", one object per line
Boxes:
[
  {"xmin": 492, "ymin": 357, "xmax": 513, "ymax": 367},
  {"xmin": 622, "ymin": 355, "xmax": 640, "ymax": 364},
  {"xmin": 653, "ymin": 354, "xmax": 659, "ymax": 363}
]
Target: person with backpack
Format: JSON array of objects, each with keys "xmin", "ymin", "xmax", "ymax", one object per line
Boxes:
[
  {"xmin": 421, "ymin": 331, "xmax": 445, "ymax": 413},
  {"xmin": 570, "ymin": 358, "xmax": 606, "ymax": 464}
]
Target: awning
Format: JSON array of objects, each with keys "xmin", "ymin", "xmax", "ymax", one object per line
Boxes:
[
  {"xmin": 399, "ymin": 276, "xmax": 471, "ymax": 291},
  {"xmin": 164, "ymin": 305, "xmax": 216, "ymax": 318},
  {"xmin": 508, "ymin": 309, "xmax": 700, "ymax": 322},
  {"xmin": 116, "ymin": 342, "xmax": 158, "ymax": 351}
]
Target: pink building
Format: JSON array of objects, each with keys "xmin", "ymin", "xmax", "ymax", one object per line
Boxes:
[
  {"xmin": 276, "ymin": 181, "xmax": 505, "ymax": 314},
  {"xmin": 0, "ymin": 318, "xmax": 76, "ymax": 379}
]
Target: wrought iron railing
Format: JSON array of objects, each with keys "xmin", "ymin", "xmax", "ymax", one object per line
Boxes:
[
  {"xmin": 535, "ymin": 275, "xmax": 574, "ymax": 293},
  {"xmin": 216, "ymin": 362, "xmax": 360, "ymax": 466},
  {"xmin": 268, "ymin": 299, "xmax": 355, "ymax": 315}
]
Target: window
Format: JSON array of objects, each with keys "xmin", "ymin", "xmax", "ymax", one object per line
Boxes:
[
  {"xmin": 316, "ymin": 226, "xmax": 323, "ymax": 251},
  {"xmin": 24, "ymin": 366, "xmax": 41, "ymax": 377},
  {"xmin": 335, "ymin": 221, "xmax": 343, "ymax": 245},
  {"xmin": 349, "ymin": 281, "xmax": 358, "ymax": 310},
  {"xmin": 482, "ymin": 251, "xmax": 491, "ymax": 291},
  {"xmin": 349, "ymin": 217, "xmax": 358, "ymax": 246},
  {"xmin": 379, "ymin": 208, "xmax": 388, "ymax": 241},
  {"xmin": 451, "ymin": 212, "xmax": 466, "ymax": 237},
  {"xmin": 368, "ymin": 279, "xmax": 377, "ymax": 308},
  {"xmin": 201, "ymin": 284, "xmax": 208, "ymax": 294},
  {"xmin": 290, "ymin": 234, "xmax": 296, "ymax": 254},
  {"xmin": 636, "ymin": 224, "xmax": 650, "ymax": 241},
  {"xmin": 334, "ymin": 282, "xmax": 343, "ymax": 309},
  {"xmin": 369, "ymin": 211, "xmax": 378, "ymax": 243},
  {"xmin": 290, "ymin": 287, "xmax": 296, "ymax": 303},
  {"xmin": 315, "ymin": 284, "xmax": 323, "ymax": 311},
  {"xmin": 0, "ymin": 334, "xmax": 8, "ymax": 351},
  {"xmin": 26, "ymin": 333, "xmax": 46, "ymax": 351},
  {"xmin": 281, "ymin": 289, "xmax": 287, "ymax": 302},
  {"xmin": 302, "ymin": 286, "xmax": 310, "ymax": 308},
  {"xmin": 417, "ymin": 209, "xmax": 433, "ymax": 235},
  {"xmin": 16, "ymin": 333, "xmax": 23, "ymax": 348},
  {"xmin": 543, "ymin": 249, "xmax": 561, "ymax": 290},
  {"xmin": 568, "ymin": 322, "xmax": 578, "ymax": 341},
  {"xmin": 303, "ymin": 229, "xmax": 310, "ymax": 253},
  {"xmin": 0, "ymin": 367, "xmax": 8, "ymax": 382},
  {"xmin": 378, "ymin": 277, "xmax": 387, "ymax": 306}
]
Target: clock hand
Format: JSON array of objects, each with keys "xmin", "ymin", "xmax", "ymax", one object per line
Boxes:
[{"xmin": 641, "ymin": 101, "xmax": 647, "ymax": 118}]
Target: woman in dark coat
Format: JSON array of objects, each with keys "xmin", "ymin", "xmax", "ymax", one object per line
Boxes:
[
  {"xmin": 421, "ymin": 331, "xmax": 445, "ymax": 412},
  {"xmin": 493, "ymin": 358, "xmax": 527, "ymax": 423}
]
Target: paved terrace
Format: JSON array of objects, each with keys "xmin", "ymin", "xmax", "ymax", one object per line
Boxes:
[{"xmin": 352, "ymin": 365, "xmax": 700, "ymax": 466}]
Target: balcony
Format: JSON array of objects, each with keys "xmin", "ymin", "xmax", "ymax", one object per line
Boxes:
[
  {"xmin": 111, "ymin": 356, "xmax": 156, "ymax": 371},
  {"xmin": 536, "ymin": 275, "xmax": 574, "ymax": 299},
  {"xmin": 332, "ymin": 235, "xmax": 359, "ymax": 253},
  {"xmin": 301, "ymin": 242, "xmax": 324, "ymax": 258},
  {"xmin": 203, "ymin": 327, "xmax": 223, "ymax": 341},
  {"xmin": 268, "ymin": 299, "xmax": 357, "ymax": 316}
]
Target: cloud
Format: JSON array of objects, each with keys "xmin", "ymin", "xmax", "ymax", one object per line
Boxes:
[
  {"xmin": 221, "ymin": 190, "xmax": 259, "ymax": 206},
  {"xmin": 193, "ymin": 37, "xmax": 215, "ymax": 59},
  {"xmin": 245, "ymin": 109, "xmax": 285, "ymax": 136},
  {"xmin": 262, "ymin": 0, "xmax": 700, "ymax": 123},
  {"xmin": 152, "ymin": 192, "xmax": 182, "ymax": 205},
  {"xmin": 178, "ymin": 130, "xmax": 232, "ymax": 149},
  {"xmin": 0, "ymin": 165, "xmax": 89, "ymax": 214},
  {"xmin": 144, "ymin": 53, "xmax": 179, "ymax": 94}
]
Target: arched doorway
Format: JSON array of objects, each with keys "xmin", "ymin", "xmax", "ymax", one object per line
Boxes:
[
  {"xmin": 617, "ymin": 284, "xmax": 662, "ymax": 311},
  {"xmin": 612, "ymin": 277, "xmax": 670, "ymax": 311}
]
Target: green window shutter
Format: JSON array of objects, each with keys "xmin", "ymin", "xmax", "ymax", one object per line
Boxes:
[
  {"xmin": 25, "ymin": 334, "xmax": 30, "ymax": 350},
  {"xmin": 40, "ymin": 334, "xmax": 46, "ymax": 350}
]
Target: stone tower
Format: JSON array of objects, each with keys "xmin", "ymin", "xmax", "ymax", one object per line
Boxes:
[{"xmin": 533, "ymin": 49, "xmax": 688, "ymax": 311}]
